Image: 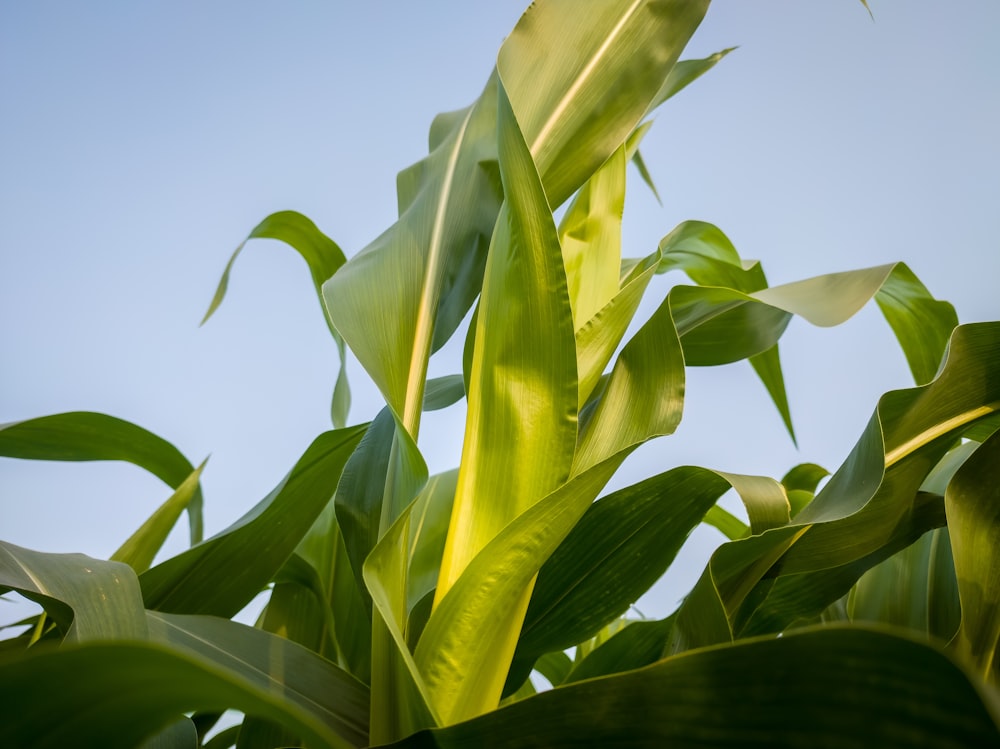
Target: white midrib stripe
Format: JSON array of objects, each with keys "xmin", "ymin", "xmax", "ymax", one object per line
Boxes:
[
  {"xmin": 529, "ymin": 0, "xmax": 644, "ymax": 159},
  {"xmin": 403, "ymin": 106, "xmax": 475, "ymax": 435}
]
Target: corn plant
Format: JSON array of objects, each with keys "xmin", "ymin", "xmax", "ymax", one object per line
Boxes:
[{"xmin": 2, "ymin": 1, "xmax": 999, "ymax": 747}]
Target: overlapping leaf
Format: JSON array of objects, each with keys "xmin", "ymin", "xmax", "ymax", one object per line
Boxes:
[
  {"xmin": 147, "ymin": 612, "xmax": 369, "ymax": 748},
  {"xmin": 0, "ymin": 640, "xmax": 363, "ymax": 749},
  {"xmin": 0, "ymin": 542, "xmax": 147, "ymax": 642},
  {"xmin": 140, "ymin": 425, "xmax": 366, "ymax": 616},
  {"xmin": 0, "ymin": 411, "xmax": 204, "ymax": 544},
  {"xmin": 669, "ymin": 323, "xmax": 1000, "ymax": 653},
  {"xmin": 390, "ymin": 627, "xmax": 1000, "ymax": 748},
  {"xmin": 946, "ymin": 427, "xmax": 1000, "ymax": 681}
]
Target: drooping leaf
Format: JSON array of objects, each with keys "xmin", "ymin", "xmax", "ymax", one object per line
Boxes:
[
  {"xmin": 201, "ymin": 210, "xmax": 351, "ymax": 427},
  {"xmin": 140, "ymin": 425, "xmax": 366, "ymax": 616},
  {"xmin": 672, "ymin": 323, "xmax": 1000, "ymax": 650},
  {"xmin": 0, "ymin": 411, "xmax": 204, "ymax": 544},
  {"xmin": 0, "ymin": 541, "xmax": 147, "ymax": 642}
]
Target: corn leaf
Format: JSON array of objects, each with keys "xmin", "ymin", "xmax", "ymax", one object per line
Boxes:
[
  {"xmin": 112, "ymin": 461, "xmax": 207, "ymax": 574},
  {"xmin": 511, "ymin": 467, "xmax": 731, "ymax": 667},
  {"xmin": 389, "ymin": 627, "xmax": 1000, "ymax": 748},
  {"xmin": 947, "ymin": 427, "xmax": 1000, "ymax": 681},
  {"xmin": 293, "ymin": 505, "xmax": 372, "ymax": 682},
  {"xmin": 138, "ymin": 718, "xmax": 198, "ymax": 749},
  {"xmin": 201, "ymin": 210, "xmax": 351, "ymax": 428},
  {"xmin": 433, "ymin": 78, "xmax": 578, "ymax": 607},
  {"xmin": 140, "ymin": 425, "xmax": 366, "ymax": 616},
  {"xmin": 0, "ymin": 638, "xmax": 363, "ymax": 749},
  {"xmin": 671, "ymin": 322, "xmax": 1000, "ymax": 650},
  {"xmin": 147, "ymin": 611, "xmax": 369, "ymax": 748},
  {"xmin": 323, "ymin": 74, "xmax": 501, "ymax": 436},
  {"xmin": 0, "ymin": 541, "xmax": 147, "ymax": 642},
  {"xmin": 0, "ymin": 411, "xmax": 204, "ymax": 544},
  {"xmin": 499, "ymin": 0, "xmax": 711, "ymax": 208}
]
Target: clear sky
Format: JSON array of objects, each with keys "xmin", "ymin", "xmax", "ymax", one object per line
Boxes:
[{"xmin": 2, "ymin": 1, "xmax": 998, "ymax": 620}]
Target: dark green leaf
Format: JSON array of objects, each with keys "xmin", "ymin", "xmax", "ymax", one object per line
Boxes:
[
  {"xmin": 0, "ymin": 541, "xmax": 146, "ymax": 642},
  {"xmin": 389, "ymin": 627, "xmax": 1000, "ymax": 748},
  {"xmin": 140, "ymin": 425, "xmax": 366, "ymax": 616},
  {"xmin": 0, "ymin": 411, "xmax": 203, "ymax": 544}
]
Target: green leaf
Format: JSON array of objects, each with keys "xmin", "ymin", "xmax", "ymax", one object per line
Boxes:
[
  {"xmin": 323, "ymin": 74, "xmax": 502, "ymax": 438},
  {"xmin": 646, "ymin": 47, "xmax": 736, "ymax": 115},
  {"xmin": 498, "ymin": 0, "xmax": 711, "ymax": 207},
  {"xmin": 0, "ymin": 638, "xmax": 364, "ymax": 749},
  {"xmin": 0, "ymin": 541, "xmax": 147, "ymax": 642},
  {"xmin": 138, "ymin": 718, "xmax": 198, "ymax": 749},
  {"xmin": 334, "ymin": 408, "xmax": 396, "ymax": 613},
  {"xmin": 415, "ymin": 457, "xmax": 623, "ymax": 725},
  {"xmin": 433, "ymin": 78, "xmax": 578, "ymax": 607},
  {"xmin": 752, "ymin": 262, "xmax": 957, "ymax": 385},
  {"xmin": 112, "ymin": 461, "xmax": 208, "ymax": 574},
  {"xmin": 422, "ymin": 375, "xmax": 465, "ymax": 412},
  {"xmin": 947, "ymin": 427, "xmax": 1000, "ymax": 681},
  {"xmin": 388, "ymin": 627, "xmax": 1000, "ymax": 748},
  {"xmin": 558, "ymin": 143, "xmax": 626, "ymax": 331},
  {"xmin": 293, "ymin": 505, "xmax": 373, "ymax": 682},
  {"xmin": 0, "ymin": 411, "xmax": 204, "ymax": 544},
  {"xmin": 873, "ymin": 262, "xmax": 959, "ymax": 385},
  {"xmin": 673, "ymin": 323, "xmax": 1000, "ymax": 649},
  {"xmin": 512, "ymin": 468, "xmax": 730, "ymax": 664},
  {"xmin": 628, "ymin": 47, "xmax": 736, "ymax": 201},
  {"xmin": 201, "ymin": 210, "xmax": 351, "ymax": 427},
  {"xmin": 407, "ymin": 470, "xmax": 458, "ymax": 614},
  {"xmin": 562, "ymin": 616, "xmax": 675, "ymax": 684},
  {"xmin": 147, "ymin": 611, "xmax": 369, "ymax": 748},
  {"xmin": 140, "ymin": 425, "xmax": 366, "ymax": 616}
]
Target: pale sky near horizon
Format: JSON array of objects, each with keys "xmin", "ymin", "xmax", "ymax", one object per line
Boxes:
[{"xmin": 2, "ymin": 1, "xmax": 998, "ymax": 622}]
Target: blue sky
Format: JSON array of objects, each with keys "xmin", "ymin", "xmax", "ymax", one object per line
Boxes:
[{"xmin": 2, "ymin": 1, "xmax": 998, "ymax": 619}]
